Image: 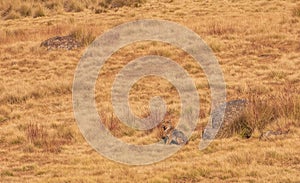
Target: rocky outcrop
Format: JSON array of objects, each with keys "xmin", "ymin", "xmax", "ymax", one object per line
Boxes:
[
  {"xmin": 202, "ymin": 99, "xmax": 251, "ymax": 139},
  {"xmin": 40, "ymin": 35, "xmax": 82, "ymax": 50}
]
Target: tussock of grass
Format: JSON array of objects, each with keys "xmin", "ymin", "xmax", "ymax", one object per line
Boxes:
[
  {"xmin": 10, "ymin": 136, "xmax": 25, "ymax": 145},
  {"xmin": 3, "ymin": 10, "xmax": 19, "ymax": 20},
  {"xmin": 207, "ymin": 38, "xmax": 224, "ymax": 52},
  {"xmin": 244, "ymin": 86, "xmax": 300, "ymax": 131},
  {"xmin": 69, "ymin": 27, "xmax": 96, "ymax": 46},
  {"xmin": 226, "ymin": 152, "xmax": 253, "ymax": 166},
  {"xmin": 33, "ymin": 6, "xmax": 45, "ymax": 18},
  {"xmin": 64, "ymin": 1, "xmax": 84, "ymax": 12},
  {"xmin": 94, "ymin": 7, "xmax": 107, "ymax": 14},
  {"xmin": 45, "ymin": 1, "xmax": 61, "ymax": 10},
  {"xmin": 99, "ymin": 112, "xmax": 120, "ymax": 134},
  {"xmin": 217, "ymin": 85, "xmax": 299, "ymax": 139},
  {"xmin": 0, "ymin": 116, "xmax": 7, "ymax": 123},
  {"xmin": 18, "ymin": 4, "xmax": 32, "ymax": 17},
  {"xmin": 1, "ymin": 170, "xmax": 14, "ymax": 177},
  {"xmin": 26, "ymin": 123, "xmax": 75, "ymax": 153},
  {"xmin": 26, "ymin": 123, "xmax": 48, "ymax": 146},
  {"xmin": 207, "ymin": 21, "xmax": 236, "ymax": 35},
  {"xmin": 292, "ymin": 6, "xmax": 300, "ymax": 17}
]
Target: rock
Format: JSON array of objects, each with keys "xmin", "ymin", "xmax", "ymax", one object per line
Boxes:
[
  {"xmin": 40, "ymin": 35, "xmax": 82, "ymax": 50},
  {"xmin": 202, "ymin": 99, "xmax": 251, "ymax": 139},
  {"xmin": 211, "ymin": 99, "xmax": 248, "ymax": 128}
]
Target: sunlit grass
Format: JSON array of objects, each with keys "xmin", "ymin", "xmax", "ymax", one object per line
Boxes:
[{"xmin": 0, "ymin": 0, "xmax": 299, "ymax": 182}]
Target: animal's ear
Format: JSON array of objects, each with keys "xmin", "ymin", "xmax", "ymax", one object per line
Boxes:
[{"xmin": 162, "ymin": 125, "xmax": 167, "ymax": 131}]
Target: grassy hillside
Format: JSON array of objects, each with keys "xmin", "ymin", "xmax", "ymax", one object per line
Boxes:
[
  {"xmin": 0, "ymin": 0, "xmax": 299, "ymax": 182},
  {"xmin": 0, "ymin": 0, "xmax": 145, "ymax": 20}
]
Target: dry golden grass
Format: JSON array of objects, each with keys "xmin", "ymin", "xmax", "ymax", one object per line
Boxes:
[
  {"xmin": 0, "ymin": 0, "xmax": 146, "ymax": 19},
  {"xmin": 0, "ymin": 0, "xmax": 299, "ymax": 182}
]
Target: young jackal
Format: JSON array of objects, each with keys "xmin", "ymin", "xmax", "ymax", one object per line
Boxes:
[{"xmin": 161, "ymin": 121, "xmax": 188, "ymax": 145}]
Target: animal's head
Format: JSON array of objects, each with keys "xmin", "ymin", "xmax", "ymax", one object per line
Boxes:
[{"xmin": 161, "ymin": 120, "xmax": 174, "ymax": 138}]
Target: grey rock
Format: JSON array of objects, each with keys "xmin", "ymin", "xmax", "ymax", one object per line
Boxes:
[{"xmin": 40, "ymin": 35, "xmax": 82, "ymax": 50}]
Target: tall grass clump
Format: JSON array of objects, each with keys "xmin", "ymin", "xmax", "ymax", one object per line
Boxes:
[
  {"xmin": 33, "ymin": 6, "xmax": 45, "ymax": 18},
  {"xmin": 100, "ymin": 112, "xmax": 121, "ymax": 136},
  {"xmin": 243, "ymin": 85, "xmax": 300, "ymax": 133},
  {"xmin": 1, "ymin": 4, "xmax": 12, "ymax": 17},
  {"xmin": 207, "ymin": 21, "xmax": 236, "ymax": 35},
  {"xmin": 217, "ymin": 85, "xmax": 299, "ymax": 138},
  {"xmin": 26, "ymin": 123, "xmax": 48, "ymax": 147},
  {"xmin": 18, "ymin": 4, "xmax": 32, "ymax": 17},
  {"xmin": 3, "ymin": 10, "xmax": 19, "ymax": 20},
  {"xmin": 64, "ymin": 0, "xmax": 84, "ymax": 12},
  {"xmin": 1, "ymin": 4, "xmax": 19, "ymax": 20},
  {"xmin": 45, "ymin": 1, "xmax": 62, "ymax": 11},
  {"xmin": 69, "ymin": 27, "xmax": 96, "ymax": 46},
  {"xmin": 292, "ymin": 6, "xmax": 300, "ymax": 17},
  {"xmin": 217, "ymin": 113, "xmax": 253, "ymax": 139},
  {"xmin": 26, "ymin": 123, "xmax": 75, "ymax": 153}
]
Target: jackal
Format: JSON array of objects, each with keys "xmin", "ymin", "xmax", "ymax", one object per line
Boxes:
[
  {"xmin": 259, "ymin": 129, "xmax": 290, "ymax": 140},
  {"xmin": 161, "ymin": 121, "xmax": 188, "ymax": 145}
]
